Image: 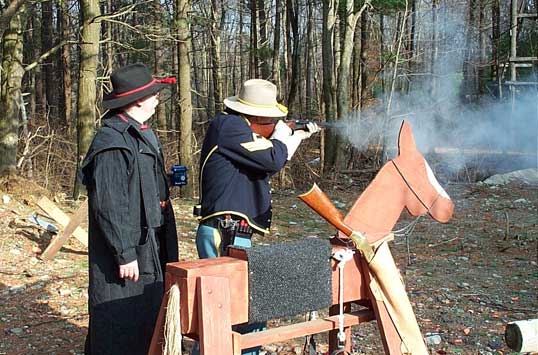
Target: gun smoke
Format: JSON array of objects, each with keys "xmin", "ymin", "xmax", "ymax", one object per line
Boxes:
[{"xmin": 332, "ymin": 3, "xmax": 538, "ymax": 179}]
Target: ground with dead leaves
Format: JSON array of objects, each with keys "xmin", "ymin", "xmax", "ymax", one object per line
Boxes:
[{"xmin": 0, "ymin": 177, "xmax": 536, "ymax": 355}]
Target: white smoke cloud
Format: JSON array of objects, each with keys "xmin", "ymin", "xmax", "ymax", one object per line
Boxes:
[{"xmin": 334, "ymin": 1, "xmax": 538, "ymax": 179}]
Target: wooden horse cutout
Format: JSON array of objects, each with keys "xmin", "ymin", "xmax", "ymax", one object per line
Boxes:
[{"xmin": 149, "ymin": 121, "xmax": 454, "ymax": 355}]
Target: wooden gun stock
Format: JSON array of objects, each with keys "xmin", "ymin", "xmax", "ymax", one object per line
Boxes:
[{"xmin": 298, "ymin": 183, "xmax": 353, "ymax": 237}]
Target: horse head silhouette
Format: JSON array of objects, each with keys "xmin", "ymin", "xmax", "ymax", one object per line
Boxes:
[{"xmin": 344, "ymin": 121, "xmax": 455, "ymax": 243}]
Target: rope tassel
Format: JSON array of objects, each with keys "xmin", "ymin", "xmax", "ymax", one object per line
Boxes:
[{"xmin": 163, "ymin": 284, "xmax": 182, "ymax": 355}]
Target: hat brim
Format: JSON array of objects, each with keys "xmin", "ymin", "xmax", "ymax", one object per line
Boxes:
[
  {"xmin": 102, "ymin": 83, "xmax": 167, "ymax": 110},
  {"xmin": 223, "ymin": 96, "xmax": 288, "ymax": 118}
]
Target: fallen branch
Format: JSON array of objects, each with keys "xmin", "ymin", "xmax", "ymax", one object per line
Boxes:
[{"xmin": 428, "ymin": 236, "xmax": 460, "ymax": 248}]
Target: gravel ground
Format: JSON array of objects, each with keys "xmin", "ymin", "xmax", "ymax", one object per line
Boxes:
[{"xmin": 0, "ymin": 177, "xmax": 536, "ymax": 355}]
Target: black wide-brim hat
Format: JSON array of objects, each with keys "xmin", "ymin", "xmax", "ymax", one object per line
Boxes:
[{"xmin": 102, "ymin": 63, "xmax": 176, "ymax": 110}]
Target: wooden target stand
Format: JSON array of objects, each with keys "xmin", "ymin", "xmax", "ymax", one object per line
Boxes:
[
  {"xmin": 149, "ymin": 235, "xmax": 401, "ymax": 355},
  {"xmin": 35, "ymin": 196, "xmax": 88, "ymax": 260}
]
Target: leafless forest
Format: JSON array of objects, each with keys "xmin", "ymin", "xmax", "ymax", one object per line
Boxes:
[
  {"xmin": 0, "ymin": 1, "xmax": 537, "ymax": 354},
  {"xmin": 0, "ymin": 0, "xmax": 536, "ymax": 194}
]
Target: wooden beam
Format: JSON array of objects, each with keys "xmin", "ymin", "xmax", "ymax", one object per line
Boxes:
[
  {"xmin": 37, "ymin": 196, "xmax": 88, "ymax": 247},
  {"xmin": 197, "ymin": 276, "xmax": 233, "ymax": 354},
  {"xmin": 40, "ymin": 200, "xmax": 88, "ymax": 260},
  {"xmin": 239, "ymin": 309, "xmax": 375, "ymax": 349}
]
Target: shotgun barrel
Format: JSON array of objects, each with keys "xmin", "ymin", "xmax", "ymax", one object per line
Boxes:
[{"xmin": 291, "ymin": 119, "xmax": 340, "ymax": 131}]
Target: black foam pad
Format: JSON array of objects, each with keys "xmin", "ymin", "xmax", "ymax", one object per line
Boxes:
[{"xmin": 244, "ymin": 237, "xmax": 332, "ymax": 323}]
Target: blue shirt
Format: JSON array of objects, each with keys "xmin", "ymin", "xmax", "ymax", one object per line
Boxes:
[{"xmin": 198, "ymin": 112, "xmax": 288, "ymax": 234}]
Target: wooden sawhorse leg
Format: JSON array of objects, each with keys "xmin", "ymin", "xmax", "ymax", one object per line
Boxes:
[{"xmin": 197, "ymin": 276, "xmax": 233, "ymax": 354}]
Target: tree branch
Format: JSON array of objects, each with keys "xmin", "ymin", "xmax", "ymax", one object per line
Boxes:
[
  {"xmin": 0, "ymin": 0, "xmax": 27, "ymax": 35},
  {"xmin": 24, "ymin": 40, "xmax": 78, "ymax": 72}
]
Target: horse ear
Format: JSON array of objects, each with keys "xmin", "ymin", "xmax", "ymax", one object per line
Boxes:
[{"xmin": 398, "ymin": 121, "xmax": 418, "ymax": 156}]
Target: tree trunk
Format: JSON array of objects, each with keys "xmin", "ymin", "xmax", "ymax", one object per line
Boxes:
[
  {"xmin": 281, "ymin": 0, "xmax": 289, "ymax": 93},
  {"xmin": 0, "ymin": 7, "xmax": 25, "ymax": 176},
  {"xmin": 431, "ymin": 0, "xmax": 438, "ymax": 97},
  {"xmin": 360, "ymin": 10, "xmax": 369, "ymax": 108},
  {"xmin": 0, "ymin": 0, "xmax": 27, "ymax": 37},
  {"xmin": 24, "ymin": 6, "xmax": 36, "ymax": 120},
  {"xmin": 152, "ymin": 0, "xmax": 167, "ymax": 132},
  {"xmin": 336, "ymin": 0, "xmax": 365, "ymax": 119},
  {"xmin": 322, "ymin": 0, "xmax": 336, "ymax": 172},
  {"xmin": 249, "ymin": 0, "xmax": 258, "ymax": 78},
  {"xmin": 176, "ymin": 0, "xmax": 194, "ymax": 198},
  {"xmin": 272, "ymin": 0, "xmax": 281, "ymax": 89},
  {"xmin": 335, "ymin": 0, "xmax": 368, "ymax": 168},
  {"xmin": 352, "ymin": 17, "xmax": 361, "ymax": 109},
  {"xmin": 210, "ymin": 0, "xmax": 224, "ymax": 113},
  {"xmin": 286, "ymin": 0, "xmax": 299, "ymax": 111},
  {"xmin": 258, "ymin": 0, "xmax": 271, "ymax": 79},
  {"xmin": 41, "ymin": 0, "xmax": 58, "ymax": 121},
  {"xmin": 74, "ymin": 0, "xmax": 101, "ymax": 199},
  {"xmin": 239, "ymin": 0, "xmax": 246, "ymax": 86},
  {"xmin": 491, "ymin": 0, "xmax": 500, "ymax": 96},
  {"xmin": 59, "ymin": 0, "xmax": 72, "ymax": 130},
  {"xmin": 478, "ymin": 0, "xmax": 486, "ymax": 95},
  {"xmin": 305, "ymin": 0, "xmax": 314, "ymax": 117},
  {"xmin": 461, "ymin": 0, "xmax": 478, "ymax": 102}
]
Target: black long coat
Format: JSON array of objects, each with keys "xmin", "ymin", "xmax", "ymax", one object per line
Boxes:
[{"xmin": 80, "ymin": 114, "xmax": 178, "ymax": 355}]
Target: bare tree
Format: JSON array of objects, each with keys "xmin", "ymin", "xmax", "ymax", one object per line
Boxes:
[
  {"xmin": 322, "ymin": 0, "xmax": 336, "ymax": 171},
  {"xmin": 59, "ymin": 0, "xmax": 72, "ymax": 130},
  {"xmin": 285, "ymin": 0, "xmax": 300, "ymax": 110},
  {"xmin": 210, "ymin": 0, "xmax": 224, "ymax": 112},
  {"xmin": 0, "ymin": 0, "xmax": 28, "ymax": 37},
  {"xmin": 154, "ymin": 0, "xmax": 168, "ymax": 132},
  {"xmin": 0, "ymin": 6, "xmax": 25, "ymax": 176},
  {"xmin": 176, "ymin": 0, "xmax": 194, "ymax": 197},
  {"xmin": 74, "ymin": 0, "xmax": 101, "ymax": 198},
  {"xmin": 41, "ymin": 0, "xmax": 58, "ymax": 121},
  {"xmin": 491, "ymin": 0, "xmax": 500, "ymax": 96},
  {"xmin": 258, "ymin": 0, "xmax": 271, "ymax": 79},
  {"xmin": 249, "ymin": 0, "xmax": 259, "ymax": 77},
  {"xmin": 272, "ymin": 0, "xmax": 282, "ymax": 88}
]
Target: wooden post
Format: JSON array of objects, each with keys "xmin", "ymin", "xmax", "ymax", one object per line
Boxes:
[
  {"xmin": 40, "ymin": 200, "xmax": 88, "ymax": 260},
  {"xmin": 328, "ymin": 303, "xmax": 352, "ymax": 353},
  {"xmin": 197, "ymin": 276, "xmax": 233, "ymax": 354}
]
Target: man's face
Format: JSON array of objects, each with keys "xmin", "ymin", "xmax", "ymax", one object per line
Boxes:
[
  {"xmin": 249, "ymin": 116, "xmax": 275, "ymax": 125},
  {"xmin": 139, "ymin": 92, "xmax": 160, "ymax": 118}
]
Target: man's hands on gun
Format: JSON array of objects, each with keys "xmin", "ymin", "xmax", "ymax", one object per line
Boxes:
[
  {"xmin": 119, "ymin": 260, "xmax": 139, "ymax": 282},
  {"xmin": 270, "ymin": 120, "xmax": 320, "ymax": 160}
]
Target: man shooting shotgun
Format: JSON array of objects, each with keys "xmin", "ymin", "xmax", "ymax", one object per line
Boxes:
[{"xmin": 192, "ymin": 78, "xmax": 320, "ymax": 355}]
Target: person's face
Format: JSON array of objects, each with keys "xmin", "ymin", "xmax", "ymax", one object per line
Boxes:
[
  {"xmin": 249, "ymin": 116, "xmax": 275, "ymax": 125},
  {"xmin": 139, "ymin": 92, "xmax": 160, "ymax": 118}
]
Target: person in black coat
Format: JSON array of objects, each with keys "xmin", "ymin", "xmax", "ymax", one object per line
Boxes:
[{"xmin": 80, "ymin": 63, "xmax": 179, "ymax": 355}]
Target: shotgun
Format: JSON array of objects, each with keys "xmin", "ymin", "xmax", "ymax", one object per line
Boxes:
[
  {"xmin": 250, "ymin": 119, "xmax": 340, "ymax": 138},
  {"xmin": 299, "ymin": 183, "xmax": 431, "ymax": 354},
  {"xmin": 298, "ymin": 183, "xmax": 374, "ymax": 262}
]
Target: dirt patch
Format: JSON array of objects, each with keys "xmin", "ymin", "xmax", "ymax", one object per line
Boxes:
[{"xmin": 0, "ymin": 179, "xmax": 536, "ymax": 354}]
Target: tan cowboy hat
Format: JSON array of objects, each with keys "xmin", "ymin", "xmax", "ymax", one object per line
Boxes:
[{"xmin": 223, "ymin": 79, "xmax": 288, "ymax": 118}]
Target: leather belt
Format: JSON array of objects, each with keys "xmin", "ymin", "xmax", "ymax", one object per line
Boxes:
[{"xmin": 201, "ymin": 216, "xmax": 221, "ymax": 228}]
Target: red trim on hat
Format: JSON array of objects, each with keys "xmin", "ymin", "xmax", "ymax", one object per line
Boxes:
[
  {"xmin": 114, "ymin": 79, "xmax": 158, "ymax": 97},
  {"xmin": 157, "ymin": 77, "xmax": 176, "ymax": 84}
]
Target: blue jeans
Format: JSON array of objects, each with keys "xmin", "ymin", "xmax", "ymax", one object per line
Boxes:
[{"xmin": 192, "ymin": 222, "xmax": 264, "ymax": 355}]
